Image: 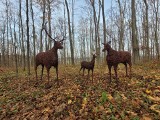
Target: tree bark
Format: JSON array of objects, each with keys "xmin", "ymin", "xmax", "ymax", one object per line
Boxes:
[
  {"xmin": 131, "ymin": 0, "xmax": 140, "ymax": 63},
  {"xmin": 63, "ymin": 2, "xmax": 66, "ymax": 64},
  {"xmin": 14, "ymin": 19, "xmax": 18, "ymax": 77},
  {"xmin": 72, "ymin": 0, "xmax": 75, "ymax": 52},
  {"xmin": 26, "ymin": 0, "xmax": 30, "ymax": 75},
  {"xmin": 30, "ymin": 0, "xmax": 36, "ymax": 66},
  {"xmin": 154, "ymin": 0, "xmax": 159, "ymax": 59},
  {"xmin": 143, "ymin": 0, "xmax": 150, "ymax": 60},
  {"xmin": 90, "ymin": 0, "xmax": 101, "ymax": 63},
  {"xmin": 118, "ymin": 0, "xmax": 125, "ymax": 51},
  {"xmin": 19, "ymin": 0, "xmax": 25, "ymax": 71},
  {"xmin": 65, "ymin": 0, "xmax": 75, "ymax": 65},
  {"xmin": 47, "ymin": 0, "xmax": 52, "ymax": 50},
  {"xmin": 40, "ymin": 0, "xmax": 46, "ymax": 52},
  {"xmin": 5, "ymin": 1, "xmax": 9, "ymax": 67},
  {"xmin": 101, "ymin": 0, "xmax": 106, "ymax": 43},
  {"xmin": 2, "ymin": 24, "xmax": 6, "ymax": 66}
]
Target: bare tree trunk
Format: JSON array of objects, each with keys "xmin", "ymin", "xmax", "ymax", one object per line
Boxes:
[
  {"xmin": 143, "ymin": 0, "xmax": 150, "ymax": 60},
  {"xmin": 40, "ymin": 0, "xmax": 46, "ymax": 52},
  {"xmin": 5, "ymin": 1, "xmax": 9, "ymax": 67},
  {"xmin": 19, "ymin": 0, "xmax": 25, "ymax": 71},
  {"xmin": 89, "ymin": 16, "xmax": 94, "ymax": 58},
  {"xmin": 26, "ymin": 0, "xmax": 30, "ymax": 76},
  {"xmin": 14, "ymin": 18, "xmax": 18, "ymax": 77},
  {"xmin": 142, "ymin": 14, "xmax": 145, "ymax": 59},
  {"xmin": 63, "ymin": 2, "xmax": 66, "ymax": 64},
  {"xmin": 65, "ymin": 0, "xmax": 75, "ymax": 65},
  {"xmin": 30, "ymin": 0, "xmax": 36, "ymax": 67},
  {"xmin": 0, "ymin": 53, "xmax": 1, "ymax": 67},
  {"xmin": 131, "ymin": 0, "xmax": 140, "ymax": 63},
  {"xmin": 2, "ymin": 24, "xmax": 6, "ymax": 66},
  {"xmin": 9, "ymin": 15, "xmax": 14, "ymax": 67},
  {"xmin": 90, "ymin": 0, "xmax": 101, "ymax": 63},
  {"xmin": 97, "ymin": 0, "xmax": 101, "ymax": 63},
  {"xmin": 101, "ymin": 0, "xmax": 106, "ymax": 61},
  {"xmin": 83, "ymin": 32, "xmax": 86, "ymax": 59},
  {"xmin": 47, "ymin": 0, "xmax": 52, "ymax": 50},
  {"xmin": 154, "ymin": 0, "xmax": 159, "ymax": 59},
  {"xmin": 118, "ymin": 0, "xmax": 125, "ymax": 51},
  {"xmin": 86, "ymin": 27, "xmax": 89, "ymax": 60},
  {"xmin": 72, "ymin": 0, "xmax": 75, "ymax": 52},
  {"xmin": 91, "ymin": 0, "xmax": 97, "ymax": 50},
  {"xmin": 150, "ymin": 24, "xmax": 154, "ymax": 59},
  {"xmin": 101, "ymin": 0, "xmax": 106, "ymax": 44}
]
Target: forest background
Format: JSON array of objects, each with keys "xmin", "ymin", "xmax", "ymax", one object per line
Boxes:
[{"xmin": 0, "ymin": 0, "xmax": 159, "ymax": 73}]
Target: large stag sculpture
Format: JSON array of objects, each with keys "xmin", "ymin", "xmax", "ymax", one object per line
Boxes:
[{"xmin": 35, "ymin": 25, "xmax": 65, "ymax": 85}]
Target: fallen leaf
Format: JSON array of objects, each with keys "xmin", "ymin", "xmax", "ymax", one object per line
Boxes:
[
  {"xmin": 92, "ymin": 107, "xmax": 98, "ymax": 113},
  {"xmin": 126, "ymin": 111, "xmax": 137, "ymax": 116},
  {"xmin": 55, "ymin": 103, "xmax": 66, "ymax": 113},
  {"xmin": 108, "ymin": 94, "xmax": 113, "ymax": 100},
  {"xmin": 98, "ymin": 105, "xmax": 104, "ymax": 111},
  {"xmin": 69, "ymin": 111, "xmax": 76, "ymax": 119},
  {"xmin": 68, "ymin": 99, "xmax": 72, "ymax": 104},
  {"xmin": 150, "ymin": 104, "xmax": 160, "ymax": 115},
  {"xmin": 42, "ymin": 107, "xmax": 53, "ymax": 114},
  {"xmin": 145, "ymin": 89, "xmax": 152, "ymax": 94},
  {"xmin": 147, "ymin": 95, "xmax": 160, "ymax": 102},
  {"xmin": 151, "ymin": 80, "xmax": 155, "ymax": 83},
  {"xmin": 121, "ymin": 94, "xmax": 127, "ymax": 100},
  {"xmin": 142, "ymin": 114, "xmax": 152, "ymax": 120},
  {"xmin": 82, "ymin": 97, "xmax": 87, "ymax": 105}
]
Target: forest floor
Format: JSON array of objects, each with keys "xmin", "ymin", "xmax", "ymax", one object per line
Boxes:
[{"xmin": 0, "ymin": 60, "xmax": 160, "ymax": 120}]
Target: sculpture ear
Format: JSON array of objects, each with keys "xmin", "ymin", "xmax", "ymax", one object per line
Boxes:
[{"xmin": 108, "ymin": 41, "xmax": 111, "ymax": 45}]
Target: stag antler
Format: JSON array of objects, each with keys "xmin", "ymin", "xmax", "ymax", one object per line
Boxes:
[
  {"xmin": 42, "ymin": 22, "xmax": 57, "ymax": 41},
  {"xmin": 59, "ymin": 36, "xmax": 66, "ymax": 42}
]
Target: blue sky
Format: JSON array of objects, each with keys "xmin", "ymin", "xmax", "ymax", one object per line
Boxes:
[
  {"xmin": 0, "ymin": 0, "xmax": 113, "ymax": 23},
  {"xmin": 0, "ymin": 0, "xmax": 113, "ymax": 33},
  {"xmin": 74, "ymin": 0, "xmax": 112, "ymax": 18},
  {"xmin": 75, "ymin": 0, "xmax": 112, "ymax": 9},
  {"xmin": 52, "ymin": 0, "xmax": 113, "ymax": 27}
]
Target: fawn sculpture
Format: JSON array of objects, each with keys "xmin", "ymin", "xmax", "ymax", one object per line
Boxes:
[{"xmin": 79, "ymin": 52, "xmax": 97, "ymax": 83}]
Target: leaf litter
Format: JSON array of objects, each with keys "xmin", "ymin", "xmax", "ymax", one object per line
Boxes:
[{"xmin": 0, "ymin": 61, "xmax": 160, "ymax": 119}]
